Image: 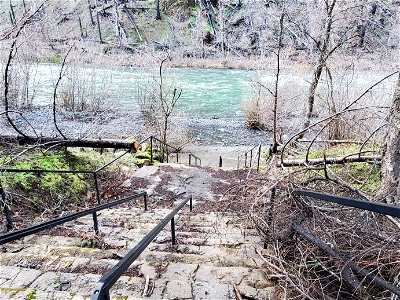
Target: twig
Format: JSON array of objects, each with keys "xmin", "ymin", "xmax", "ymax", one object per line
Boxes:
[
  {"xmin": 142, "ymin": 275, "xmax": 150, "ymax": 297},
  {"xmin": 53, "ymin": 45, "xmax": 74, "ymax": 139},
  {"xmin": 281, "ymin": 71, "xmax": 399, "ymax": 165},
  {"xmin": 232, "ymin": 281, "xmax": 243, "ymax": 300}
]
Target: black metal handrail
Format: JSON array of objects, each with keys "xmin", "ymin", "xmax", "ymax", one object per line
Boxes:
[
  {"xmin": 293, "ymin": 189, "xmax": 400, "ymax": 218},
  {"xmin": 188, "ymin": 152, "xmax": 201, "ymax": 166},
  {"xmin": 0, "ymin": 192, "xmax": 147, "ymax": 245},
  {"xmin": 0, "ymin": 146, "xmax": 135, "ymax": 233},
  {"xmin": 141, "ymin": 136, "xmax": 180, "ymax": 164},
  {"xmin": 91, "ymin": 195, "xmax": 193, "ymax": 300},
  {"xmin": 244, "ymin": 143, "xmax": 262, "ymax": 171}
]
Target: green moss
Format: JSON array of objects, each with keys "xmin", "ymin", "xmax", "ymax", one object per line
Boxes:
[
  {"xmin": 0, "ymin": 287, "xmax": 26, "ymax": 296},
  {"xmin": 25, "ymin": 289, "xmax": 37, "ymax": 300},
  {"xmin": 346, "ymin": 162, "xmax": 380, "ymax": 194},
  {"xmin": 135, "ymin": 152, "xmax": 151, "ymax": 160},
  {"xmin": 47, "ymin": 55, "xmax": 62, "ymax": 64},
  {"xmin": 76, "ymin": 239, "xmax": 97, "ymax": 248},
  {"xmin": 306, "ymin": 144, "xmax": 373, "ymax": 160},
  {"xmin": 0, "ymin": 150, "xmax": 98, "ymax": 208}
]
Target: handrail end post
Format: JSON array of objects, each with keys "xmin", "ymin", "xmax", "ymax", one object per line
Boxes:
[
  {"xmin": 144, "ymin": 193, "xmax": 148, "ymax": 211},
  {"xmin": 171, "ymin": 217, "xmax": 176, "ymax": 245},
  {"xmin": 150, "ymin": 136, "xmax": 153, "ymax": 164},
  {"xmin": 91, "ymin": 283, "xmax": 110, "ymax": 300},
  {"xmin": 92, "ymin": 212, "xmax": 99, "ymax": 235},
  {"xmin": 93, "ymin": 172, "xmax": 101, "ymax": 205}
]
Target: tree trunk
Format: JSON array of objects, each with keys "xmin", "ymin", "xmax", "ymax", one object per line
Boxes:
[
  {"xmin": 96, "ymin": 11, "xmax": 103, "ymax": 43},
  {"xmin": 87, "ymin": 0, "xmax": 95, "ymax": 26},
  {"xmin": 298, "ymin": 0, "xmax": 336, "ymax": 139},
  {"xmin": 377, "ymin": 73, "xmax": 400, "ymax": 203},
  {"xmin": 271, "ymin": 12, "xmax": 284, "ymax": 154}
]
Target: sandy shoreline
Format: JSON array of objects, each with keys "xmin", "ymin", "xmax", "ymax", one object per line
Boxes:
[{"xmin": 182, "ymin": 145, "xmax": 266, "ymax": 169}]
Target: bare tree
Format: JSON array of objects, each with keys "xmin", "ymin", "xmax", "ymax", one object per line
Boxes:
[
  {"xmin": 3, "ymin": 2, "xmax": 45, "ymax": 137},
  {"xmin": 271, "ymin": 11, "xmax": 284, "ymax": 153},
  {"xmin": 137, "ymin": 57, "xmax": 182, "ymax": 148},
  {"xmin": 299, "ymin": 0, "xmax": 337, "ymax": 139},
  {"xmin": 377, "ymin": 72, "xmax": 400, "ymax": 203}
]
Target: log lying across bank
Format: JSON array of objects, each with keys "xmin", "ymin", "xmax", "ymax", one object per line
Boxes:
[
  {"xmin": 280, "ymin": 155, "xmax": 381, "ymax": 167},
  {"xmin": 0, "ymin": 135, "xmax": 139, "ymax": 150}
]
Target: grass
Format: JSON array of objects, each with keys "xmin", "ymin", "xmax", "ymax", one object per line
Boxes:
[
  {"xmin": 305, "ymin": 143, "xmax": 370, "ymax": 159},
  {"xmin": 47, "ymin": 55, "xmax": 62, "ymax": 64},
  {"xmin": 296, "ymin": 143, "xmax": 381, "ymax": 196}
]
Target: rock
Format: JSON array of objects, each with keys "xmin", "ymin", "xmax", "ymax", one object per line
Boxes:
[{"xmin": 121, "ymin": 179, "xmax": 132, "ymax": 188}]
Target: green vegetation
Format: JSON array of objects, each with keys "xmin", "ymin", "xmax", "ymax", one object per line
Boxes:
[
  {"xmin": 0, "ymin": 287, "xmax": 26, "ymax": 297},
  {"xmin": 0, "ymin": 149, "xmax": 138, "ymax": 211},
  {"xmin": 25, "ymin": 289, "xmax": 37, "ymax": 300},
  {"xmin": 76, "ymin": 239, "xmax": 98, "ymax": 248},
  {"xmin": 305, "ymin": 143, "xmax": 377, "ymax": 159},
  {"xmin": 47, "ymin": 55, "xmax": 62, "ymax": 64},
  {"xmin": 0, "ymin": 151, "xmax": 95, "ymax": 206},
  {"xmin": 300, "ymin": 144, "xmax": 381, "ymax": 195}
]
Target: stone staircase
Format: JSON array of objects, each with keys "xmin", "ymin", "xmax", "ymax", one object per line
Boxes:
[{"xmin": 0, "ymin": 202, "xmax": 274, "ymax": 300}]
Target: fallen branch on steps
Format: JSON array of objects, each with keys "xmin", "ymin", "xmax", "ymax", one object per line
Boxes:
[
  {"xmin": 232, "ymin": 282, "xmax": 242, "ymax": 300},
  {"xmin": 279, "ymin": 155, "xmax": 381, "ymax": 167},
  {"xmin": 292, "ymin": 223, "xmax": 400, "ymax": 297},
  {"xmin": 0, "ymin": 135, "xmax": 140, "ymax": 151}
]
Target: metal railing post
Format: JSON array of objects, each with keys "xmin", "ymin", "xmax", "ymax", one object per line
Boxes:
[
  {"xmin": 92, "ymin": 212, "xmax": 99, "ymax": 235},
  {"xmin": 189, "ymin": 154, "xmax": 192, "ymax": 165},
  {"xmin": 0, "ymin": 187, "xmax": 13, "ymax": 231},
  {"xmin": 257, "ymin": 144, "xmax": 261, "ymax": 171},
  {"xmin": 90, "ymin": 196, "xmax": 192, "ymax": 299},
  {"xmin": 150, "ymin": 136, "xmax": 153, "ymax": 164},
  {"xmin": 144, "ymin": 193, "xmax": 148, "ymax": 211},
  {"xmin": 171, "ymin": 217, "xmax": 176, "ymax": 245},
  {"xmin": 93, "ymin": 172, "xmax": 101, "ymax": 205},
  {"xmin": 161, "ymin": 141, "xmax": 164, "ymax": 163},
  {"xmin": 189, "ymin": 195, "xmax": 193, "ymax": 212}
]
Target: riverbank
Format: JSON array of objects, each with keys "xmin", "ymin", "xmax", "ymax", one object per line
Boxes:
[{"xmin": 0, "ymin": 105, "xmax": 274, "ymax": 148}]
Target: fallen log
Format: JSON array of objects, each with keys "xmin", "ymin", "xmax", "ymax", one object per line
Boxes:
[
  {"xmin": 279, "ymin": 155, "xmax": 381, "ymax": 167},
  {"xmin": 0, "ymin": 135, "xmax": 140, "ymax": 151},
  {"xmin": 298, "ymin": 139, "xmax": 363, "ymax": 144}
]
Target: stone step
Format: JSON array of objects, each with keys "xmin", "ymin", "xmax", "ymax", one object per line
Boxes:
[
  {"xmin": 0, "ymin": 266, "xmax": 143, "ymax": 299},
  {"xmin": 1, "ymin": 238, "xmax": 268, "ymax": 273},
  {"xmin": 1, "ymin": 204, "xmax": 272, "ymax": 299},
  {"xmin": 0, "ymin": 261, "xmax": 275, "ymax": 300}
]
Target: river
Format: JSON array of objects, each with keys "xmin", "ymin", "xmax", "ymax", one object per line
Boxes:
[{"xmin": 7, "ymin": 63, "xmax": 398, "ymax": 146}]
